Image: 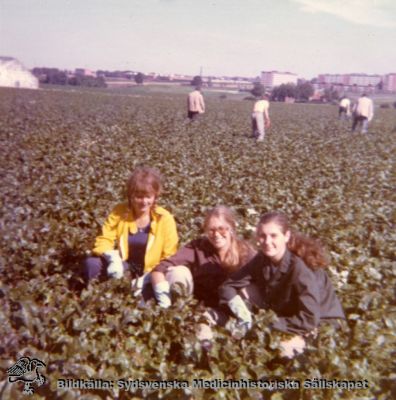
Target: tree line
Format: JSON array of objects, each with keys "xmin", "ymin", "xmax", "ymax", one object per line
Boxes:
[
  {"xmin": 32, "ymin": 68, "xmax": 148, "ymax": 87},
  {"xmin": 32, "ymin": 68, "xmax": 107, "ymax": 88},
  {"xmin": 250, "ymin": 81, "xmax": 367, "ymax": 103},
  {"xmin": 251, "ymin": 81, "xmax": 315, "ymax": 102}
]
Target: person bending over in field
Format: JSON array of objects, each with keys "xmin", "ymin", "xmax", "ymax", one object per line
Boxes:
[
  {"xmin": 338, "ymin": 96, "xmax": 351, "ymax": 120},
  {"xmin": 251, "ymin": 93, "xmax": 271, "ymax": 142},
  {"xmin": 83, "ymin": 167, "xmax": 178, "ymax": 297},
  {"xmin": 219, "ymin": 212, "xmax": 345, "ymax": 358},
  {"xmin": 150, "ymin": 206, "xmax": 255, "ymax": 342}
]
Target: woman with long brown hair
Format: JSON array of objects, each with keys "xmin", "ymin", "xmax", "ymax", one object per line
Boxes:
[{"xmin": 219, "ymin": 211, "xmax": 345, "ymax": 357}]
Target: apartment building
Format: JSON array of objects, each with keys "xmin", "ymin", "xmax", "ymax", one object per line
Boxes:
[
  {"xmin": 316, "ymin": 73, "xmax": 396, "ymax": 93},
  {"xmin": 260, "ymin": 71, "xmax": 298, "ymax": 88},
  {"xmin": 384, "ymin": 73, "xmax": 396, "ymax": 92}
]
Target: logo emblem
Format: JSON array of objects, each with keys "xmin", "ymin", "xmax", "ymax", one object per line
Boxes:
[{"xmin": 7, "ymin": 356, "xmax": 46, "ymax": 395}]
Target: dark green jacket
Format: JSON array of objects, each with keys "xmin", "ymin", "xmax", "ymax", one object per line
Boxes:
[{"xmin": 219, "ymin": 249, "xmax": 345, "ymax": 334}]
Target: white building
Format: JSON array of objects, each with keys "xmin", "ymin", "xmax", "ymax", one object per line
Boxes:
[
  {"xmin": 384, "ymin": 73, "xmax": 396, "ymax": 92},
  {"xmin": 0, "ymin": 56, "xmax": 38, "ymax": 89},
  {"xmin": 260, "ymin": 71, "xmax": 298, "ymax": 88},
  {"xmin": 348, "ymin": 74, "xmax": 382, "ymax": 87},
  {"xmin": 205, "ymin": 78, "xmax": 252, "ymax": 90},
  {"xmin": 316, "ymin": 73, "xmax": 384, "ymax": 92}
]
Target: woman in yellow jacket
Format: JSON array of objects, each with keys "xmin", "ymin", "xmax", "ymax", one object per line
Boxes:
[{"xmin": 83, "ymin": 167, "xmax": 178, "ymax": 291}]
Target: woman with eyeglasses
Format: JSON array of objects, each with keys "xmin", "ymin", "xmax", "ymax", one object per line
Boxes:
[{"xmin": 150, "ymin": 206, "xmax": 255, "ymax": 319}]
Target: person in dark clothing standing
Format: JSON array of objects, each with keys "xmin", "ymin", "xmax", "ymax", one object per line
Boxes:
[{"xmin": 219, "ymin": 211, "xmax": 345, "ymax": 357}]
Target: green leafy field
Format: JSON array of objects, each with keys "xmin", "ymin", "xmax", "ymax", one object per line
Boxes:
[{"xmin": 0, "ymin": 86, "xmax": 395, "ymax": 399}]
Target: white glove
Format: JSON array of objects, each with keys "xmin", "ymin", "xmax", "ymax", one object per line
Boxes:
[
  {"xmin": 153, "ymin": 281, "xmax": 171, "ymax": 308},
  {"xmin": 228, "ymin": 295, "xmax": 253, "ymax": 330},
  {"xmin": 103, "ymin": 250, "xmax": 124, "ymax": 279},
  {"xmin": 131, "ymin": 273, "xmax": 151, "ymax": 296}
]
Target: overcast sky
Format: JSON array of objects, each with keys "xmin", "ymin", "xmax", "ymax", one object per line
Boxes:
[{"xmin": 1, "ymin": 0, "xmax": 395, "ymax": 79}]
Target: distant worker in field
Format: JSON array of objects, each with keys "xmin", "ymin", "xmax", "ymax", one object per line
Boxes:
[
  {"xmin": 187, "ymin": 86, "xmax": 205, "ymax": 120},
  {"xmin": 351, "ymin": 93, "xmax": 374, "ymax": 133},
  {"xmin": 338, "ymin": 96, "xmax": 351, "ymax": 120},
  {"xmin": 83, "ymin": 167, "xmax": 178, "ymax": 299},
  {"xmin": 251, "ymin": 94, "xmax": 271, "ymax": 142}
]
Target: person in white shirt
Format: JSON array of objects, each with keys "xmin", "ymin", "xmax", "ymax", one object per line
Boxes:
[
  {"xmin": 187, "ymin": 86, "xmax": 205, "ymax": 120},
  {"xmin": 352, "ymin": 94, "xmax": 374, "ymax": 133},
  {"xmin": 338, "ymin": 96, "xmax": 351, "ymax": 120},
  {"xmin": 251, "ymin": 94, "xmax": 271, "ymax": 141}
]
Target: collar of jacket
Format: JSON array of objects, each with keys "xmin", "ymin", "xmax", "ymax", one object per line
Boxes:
[
  {"xmin": 261, "ymin": 248, "xmax": 291, "ymax": 270},
  {"xmin": 277, "ymin": 249, "xmax": 292, "ymax": 273},
  {"xmin": 123, "ymin": 205, "xmax": 167, "ymax": 235},
  {"xmin": 261, "ymin": 249, "xmax": 292, "ymax": 281}
]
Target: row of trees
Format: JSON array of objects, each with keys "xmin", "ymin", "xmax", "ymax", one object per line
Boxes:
[
  {"xmin": 251, "ymin": 81, "xmax": 315, "ymax": 101},
  {"xmin": 191, "ymin": 76, "xmax": 202, "ymax": 87},
  {"xmin": 271, "ymin": 82, "xmax": 314, "ymax": 101},
  {"xmin": 32, "ymin": 68, "xmax": 146, "ymax": 87},
  {"xmin": 96, "ymin": 70, "xmax": 145, "ymax": 83},
  {"xmin": 250, "ymin": 81, "xmax": 348, "ymax": 102},
  {"xmin": 32, "ymin": 68, "xmax": 107, "ymax": 88}
]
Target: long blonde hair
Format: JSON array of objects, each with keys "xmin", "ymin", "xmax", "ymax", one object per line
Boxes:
[{"xmin": 204, "ymin": 206, "xmax": 254, "ymax": 272}]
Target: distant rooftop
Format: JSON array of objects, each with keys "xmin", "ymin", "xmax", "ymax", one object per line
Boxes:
[
  {"xmin": 319, "ymin": 72, "xmax": 384, "ymax": 77},
  {"xmin": 0, "ymin": 56, "xmax": 17, "ymax": 62},
  {"xmin": 261, "ymin": 70, "xmax": 297, "ymax": 75}
]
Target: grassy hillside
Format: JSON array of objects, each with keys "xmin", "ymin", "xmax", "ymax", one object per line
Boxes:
[{"xmin": 0, "ymin": 86, "xmax": 395, "ymax": 399}]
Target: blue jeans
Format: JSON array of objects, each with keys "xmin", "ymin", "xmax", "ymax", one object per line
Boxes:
[
  {"xmin": 83, "ymin": 256, "xmax": 129, "ymax": 281},
  {"xmin": 83, "ymin": 256, "xmax": 154, "ymax": 299}
]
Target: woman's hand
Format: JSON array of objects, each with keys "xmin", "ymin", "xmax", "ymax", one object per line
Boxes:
[
  {"xmin": 104, "ymin": 250, "xmax": 124, "ymax": 279},
  {"xmin": 228, "ymin": 295, "xmax": 253, "ymax": 329}
]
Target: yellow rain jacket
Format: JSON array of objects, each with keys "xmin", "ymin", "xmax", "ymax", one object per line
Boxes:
[{"xmin": 93, "ymin": 203, "xmax": 178, "ymax": 273}]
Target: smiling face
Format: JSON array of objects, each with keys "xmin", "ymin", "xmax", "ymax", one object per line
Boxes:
[
  {"xmin": 130, "ymin": 190, "xmax": 156, "ymax": 216},
  {"xmin": 205, "ymin": 216, "xmax": 233, "ymax": 253},
  {"xmin": 126, "ymin": 167, "xmax": 162, "ymax": 216},
  {"xmin": 256, "ymin": 221, "xmax": 290, "ymax": 263}
]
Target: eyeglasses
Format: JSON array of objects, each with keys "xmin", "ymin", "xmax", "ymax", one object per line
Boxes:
[{"xmin": 206, "ymin": 226, "xmax": 230, "ymax": 236}]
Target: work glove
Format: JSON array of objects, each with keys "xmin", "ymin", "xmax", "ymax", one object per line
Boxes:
[
  {"xmin": 228, "ymin": 295, "xmax": 253, "ymax": 330},
  {"xmin": 131, "ymin": 273, "xmax": 151, "ymax": 297},
  {"xmin": 153, "ymin": 281, "xmax": 171, "ymax": 308},
  {"xmin": 103, "ymin": 250, "xmax": 124, "ymax": 279}
]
